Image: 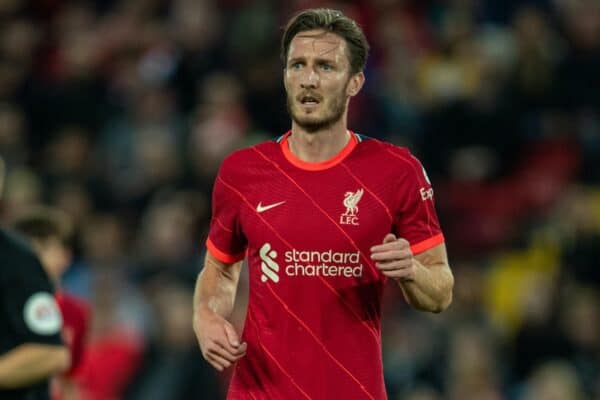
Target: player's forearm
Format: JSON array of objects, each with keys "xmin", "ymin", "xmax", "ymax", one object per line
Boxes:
[
  {"xmin": 194, "ymin": 254, "xmax": 241, "ymax": 321},
  {"xmin": 399, "ymin": 260, "xmax": 453, "ymax": 313},
  {"xmin": 0, "ymin": 344, "xmax": 70, "ymax": 389}
]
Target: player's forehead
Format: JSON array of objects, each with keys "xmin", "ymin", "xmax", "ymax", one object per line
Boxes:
[{"xmin": 287, "ymin": 29, "xmax": 348, "ymax": 63}]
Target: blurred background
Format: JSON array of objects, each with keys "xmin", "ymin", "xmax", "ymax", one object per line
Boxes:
[{"xmin": 0, "ymin": 0, "xmax": 599, "ymax": 399}]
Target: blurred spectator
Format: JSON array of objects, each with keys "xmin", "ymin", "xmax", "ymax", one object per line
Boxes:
[
  {"xmin": 445, "ymin": 324, "xmax": 504, "ymax": 400},
  {"xmin": 187, "ymin": 72, "xmax": 249, "ymax": 186},
  {"xmin": 133, "ymin": 189, "xmax": 208, "ymax": 282},
  {"xmin": 401, "ymin": 385, "xmax": 442, "ymax": 400},
  {"xmin": 126, "ymin": 280, "xmax": 221, "ymax": 399},
  {"xmin": 520, "ymin": 360, "xmax": 586, "ymax": 400},
  {"xmin": 11, "ymin": 206, "xmax": 91, "ymax": 400},
  {"xmin": 0, "ymin": 103, "xmax": 28, "ymax": 167}
]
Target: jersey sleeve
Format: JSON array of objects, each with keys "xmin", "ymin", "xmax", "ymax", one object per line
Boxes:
[
  {"xmin": 2, "ymin": 252, "xmax": 63, "ymax": 346},
  {"xmin": 56, "ymin": 293, "xmax": 90, "ymax": 376},
  {"xmin": 393, "ymin": 152, "xmax": 444, "ymax": 255},
  {"xmin": 206, "ymin": 159, "xmax": 248, "ymax": 263}
]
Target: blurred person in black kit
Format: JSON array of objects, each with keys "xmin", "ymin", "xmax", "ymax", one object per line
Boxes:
[
  {"xmin": 0, "ymin": 157, "xmax": 70, "ymax": 399},
  {"xmin": 12, "ymin": 206, "xmax": 91, "ymax": 400}
]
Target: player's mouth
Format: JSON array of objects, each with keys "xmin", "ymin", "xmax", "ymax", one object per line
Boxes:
[{"xmin": 298, "ymin": 94, "xmax": 321, "ymax": 107}]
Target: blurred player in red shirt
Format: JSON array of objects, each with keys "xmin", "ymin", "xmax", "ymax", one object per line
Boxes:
[
  {"xmin": 193, "ymin": 8, "xmax": 454, "ymax": 400},
  {"xmin": 12, "ymin": 207, "xmax": 90, "ymax": 400}
]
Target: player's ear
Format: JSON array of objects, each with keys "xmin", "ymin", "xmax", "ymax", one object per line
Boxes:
[{"xmin": 346, "ymin": 72, "xmax": 365, "ymax": 97}]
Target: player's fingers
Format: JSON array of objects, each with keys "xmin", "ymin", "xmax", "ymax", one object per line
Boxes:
[
  {"xmin": 396, "ymin": 238, "xmax": 410, "ymax": 248},
  {"xmin": 206, "ymin": 352, "xmax": 232, "ymax": 371},
  {"xmin": 206, "ymin": 359, "xmax": 224, "ymax": 372},
  {"xmin": 383, "ymin": 233, "xmax": 397, "ymax": 243},
  {"xmin": 370, "ymin": 239, "xmax": 410, "ymax": 253},
  {"xmin": 375, "ymin": 259, "xmax": 413, "ymax": 271},
  {"xmin": 371, "ymin": 249, "xmax": 411, "ymax": 261},
  {"xmin": 201, "ymin": 345, "xmax": 226, "ymax": 370},
  {"xmin": 208, "ymin": 343, "xmax": 240, "ymax": 362},
  {"xmin": 210, "ymin": 327, "xmax": 242, "ymax": 354},
  {"xmin": 206, "ymin": 333, "xmax": 240, "ymax": 359},
  {"xmin": 214, "ymin": 330, "xmax": 247, "ymax": 356},
  {"xmin": 211, "ymin": 342, "xmax": 246, "ymax": 364},
  {"xmin": 221, "ymin": 339, "xmax": 247, "ymax": 358},
  {"xmin": 237, "ymin": 341, "xmax": 248, "ymax": 356}
]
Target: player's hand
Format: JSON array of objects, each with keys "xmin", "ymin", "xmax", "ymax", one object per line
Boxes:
[
  {"xmin": 370, "ymin": 233, "xmax": 415, "ymax": 281},
  {"xmin": 194, "ymin": 311, "xmax": 247, "ymax": 371}
]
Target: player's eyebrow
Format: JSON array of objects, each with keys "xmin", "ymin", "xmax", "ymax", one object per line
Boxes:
[
  {"xmin": 287, "ymin": 56, "xmax": 305, "ymax": 64},
  {"xmin": 287, "ymin": 56, "xmax": 337, "ymax": 65}
]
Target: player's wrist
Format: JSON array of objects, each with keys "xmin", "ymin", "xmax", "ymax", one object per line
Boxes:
[{"xmin": 396, "ymin": 258, "xmax": 419, "ymax": 283}]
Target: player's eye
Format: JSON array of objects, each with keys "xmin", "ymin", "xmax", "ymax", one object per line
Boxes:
[
  {"xmin": 320, "ymin": 63, "xmax": 333, "ymax": 71},
  {"xmin": 290, "ymin": 62, "xmax": 303, "ymax": 70}
]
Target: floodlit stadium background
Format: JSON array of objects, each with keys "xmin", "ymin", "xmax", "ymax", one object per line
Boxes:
[{"xmin": 0, "ymin": 0, "xmax": 598, "ymax": 399}]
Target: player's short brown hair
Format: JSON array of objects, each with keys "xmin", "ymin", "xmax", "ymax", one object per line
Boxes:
[
  {"xmin": 281, "ymin": 8, "xmax": 369, "ymax": 75},
  {"xmin": 12, "ymin": 206, "xmax": 73, "ymax": 247}
]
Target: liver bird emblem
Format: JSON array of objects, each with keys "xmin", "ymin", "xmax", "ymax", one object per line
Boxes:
[{"xmin": 343, "ymin": 188, "xmax": 364, "ymax": 216}]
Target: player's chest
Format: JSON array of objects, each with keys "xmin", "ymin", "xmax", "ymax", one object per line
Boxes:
[{"xmin": 237, "ymin": 172, "xmax": 395, "ymax": 248}]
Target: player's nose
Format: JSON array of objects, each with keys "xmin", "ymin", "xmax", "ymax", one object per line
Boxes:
[{"xmin": 300, "ymin": 69, "xmax": 319, "ymax": 89}]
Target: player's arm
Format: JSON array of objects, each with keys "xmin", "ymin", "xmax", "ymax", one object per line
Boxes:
[
  {"xmin": 193, "ymin": 252, "xmax": 247, "ymax": 371},
  {"xmin": 398, "ymin": 242, "xmax": 453, "ymax": 312},
  {"xmin": 371, "ymin": 235, "xmax": 453, "ymax": 313},
  {"xmin": 0, "ymin": 242, "xmax": 70, "ymax": 388},
  {"xmin": 0, "ymin": 343, "xmax": 70, "ymax": 389}
]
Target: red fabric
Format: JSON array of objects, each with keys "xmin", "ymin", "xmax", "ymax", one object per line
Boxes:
[
  {"xmin": 55, "ymin": 291, "xmax": 91, "ymax": 376},
  {"xmin": 75, "ymin": 328, "xmax": 144, "ymax": 400},
  {"xmin": 207, "ymin": 133, "xmax": 444, "ymax": 399}
]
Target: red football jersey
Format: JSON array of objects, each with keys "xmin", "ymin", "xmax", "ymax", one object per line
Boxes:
[
  {"xmin": 207, "ymin": 131, "xmax": 444, "ymax": 400},
  {"xmin": 55, "ymin": 291, "xmax": 90, "ymax": 376}
]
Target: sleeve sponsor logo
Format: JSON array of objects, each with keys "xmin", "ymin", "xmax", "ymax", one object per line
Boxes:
[
  {"xmin": 420, "ymin": 187, "xmax": 434, "ymax": 201},
  {"xmin": 23, "ymin": 292, "xmax": 63, "ymax": 335}
]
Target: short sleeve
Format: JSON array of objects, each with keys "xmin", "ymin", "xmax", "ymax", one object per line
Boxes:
[
  {"xmin": 206, "ymin": 160, "xmax": 248, "ymax": 263},
  {"xmin": 55, "ymin": 293, "xmax": 90, "ymax": 376},
  {"xmin": 393, "ymin": 152, "xmax": 444, "ymax": 255},
  {"xmin": 2, "ymin": 253, "xmax": 63, "ymax": 346}
]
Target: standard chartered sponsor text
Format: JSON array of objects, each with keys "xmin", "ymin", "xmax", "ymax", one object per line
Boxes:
[
  {"xmin": 285, "ymin": 249, "xmax": 362, "ymax": 277},
  {"xmin": 260, "ymin": 244, "xmax": 363, "ymax": 280}
]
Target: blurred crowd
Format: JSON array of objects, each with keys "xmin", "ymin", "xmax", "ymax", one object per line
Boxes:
[{"xmin": 0, "ymin": 0, "xmax": 598, "ymax": 399}]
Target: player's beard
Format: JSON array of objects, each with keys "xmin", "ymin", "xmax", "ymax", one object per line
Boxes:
[{"xmin": 287, "ymin": 82, "xmax": 348, "ymax": 133}]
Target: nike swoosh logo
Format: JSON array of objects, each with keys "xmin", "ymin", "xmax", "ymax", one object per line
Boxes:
[{"xmin": 256, "ymin": 201, "xmax": 286, "ymax": 213}]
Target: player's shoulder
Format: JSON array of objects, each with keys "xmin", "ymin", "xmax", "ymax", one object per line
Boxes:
[
  {"xmin": 0, "ymin": 228, "xmax": 47, "ymax": 288},
  {"xmin": 0, "ymin": 228, "xmax": 40, "ymax": 268},
  {"xmin": 218, "ymin": 136, "xmax": 281, "ymax": 175},
  {"xmin": 354, "ymin": 133, "xmax": 423, "ymax": 168}
]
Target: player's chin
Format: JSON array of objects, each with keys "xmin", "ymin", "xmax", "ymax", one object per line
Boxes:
[{"xmin": 294, "ymin": 113, "xmax": 322, "ymax": 124}]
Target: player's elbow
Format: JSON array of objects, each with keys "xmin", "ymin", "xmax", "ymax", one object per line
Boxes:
[
  {"xmin": 432, "ymin": 290, "xmax": 453, "ymax": 313},
  {"xmin": 433, "ymin": 273, "xmax": 454, "ymax": 313}
]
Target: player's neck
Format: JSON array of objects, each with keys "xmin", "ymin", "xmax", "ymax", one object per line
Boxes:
[{"xmin": 289, "ymin": 122, "xmax": 350, "ymax": 163}]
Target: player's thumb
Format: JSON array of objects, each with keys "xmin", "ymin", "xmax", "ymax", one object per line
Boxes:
[
  {"xmin": 383, "ymin": 233, "xmax": 397, "ymax": 244},
  {"xmin": 224, "ymin": 323, "xmax": 241, "ymax": 348}
]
